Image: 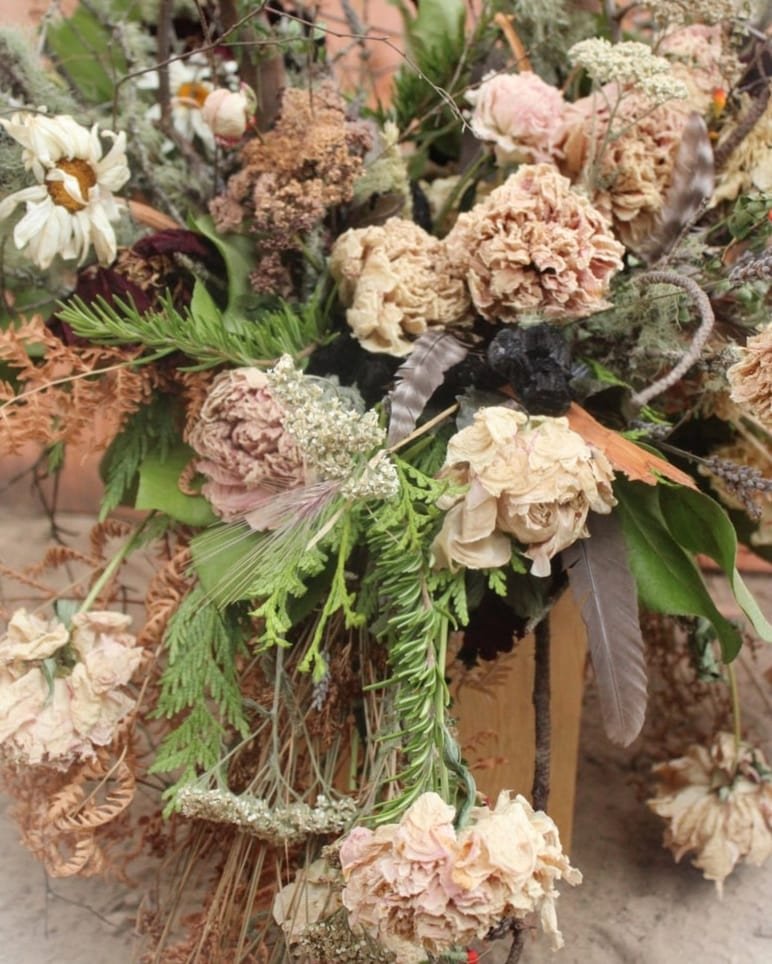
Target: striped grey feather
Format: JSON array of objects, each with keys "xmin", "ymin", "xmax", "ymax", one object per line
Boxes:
[
  {"xmin": 640, "ymin": 112, "xmax": 715, "ymax": 265},
  {"xmin": 387, "ymin": 330, "xmax": 468, "ymax": 446}
]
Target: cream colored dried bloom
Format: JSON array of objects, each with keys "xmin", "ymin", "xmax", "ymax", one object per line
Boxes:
[
  {"xmin": 443, "ymin": 165, "xmax": 624, "ymax": 323},
  {"xmin": 713, "ymin": 96, "xmax": 772, "ymax": 204},
  {"xmin": 329, "ymin": 218, "xmax": 471, "ymax": 356},
  {"xmin": 568, "ymin": 38, "xmax": 688, "ymax": 104},
  {"xmin": 339, "ymin": 790, "xmax": 580, "ymax": 958},
  {"xmin": 645, "ymin": 0, "xmax": 741, "ymax": 25},
  {"xmin": 727, "ymin": 326, "xmax": 772, "ymax": 429},
  {"xmin": 559, "ymin": 89, "xmax": 691, "ymax": 252},
  {"xmin": 648, "ymin": 733, "xmax": 772, "ymax": 894},
  {"xmin": 433, "ymin": 407, "xmax": 616, "ymax": 577},
  {"xmin": 187, "ymin": 367, "xmax": 312, "ymax": 521},
  {"xmin": 273, "ymin": 859, "xmax": 343, "ymax": 943},
  {"xmin": 660, "ymin": 24, "xmax": 738, "ymax": 115},
  {"xmin": 0, "ymin": 609, "xmax": 69, "ymax": 663},
  {"xmin": 468, "ymin": 72, "xmax": 566, "ymax": 164}
]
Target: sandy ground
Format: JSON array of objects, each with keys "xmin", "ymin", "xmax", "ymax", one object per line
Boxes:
[{"xmin": 1, "ymin": 471, "xmax": 772, "ymax": 964}]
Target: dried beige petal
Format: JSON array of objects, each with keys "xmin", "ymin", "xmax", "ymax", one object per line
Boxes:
[{"xmin": 727, "ymin": 326, "xmax": 772, "ymax": 430}]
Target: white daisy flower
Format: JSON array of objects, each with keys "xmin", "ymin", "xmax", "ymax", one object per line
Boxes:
[
  {"xmin": 0, "ymin": 112, "xmax": 130, "ymax": 270},
  {"xmin": 137, "ymin": 56, "xmax": 219, "ymax": 150}
]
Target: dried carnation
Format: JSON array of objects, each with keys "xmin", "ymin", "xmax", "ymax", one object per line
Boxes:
[
  {"xmin": 432, "ymin": 406, "xmax": 616, "ymax": 577},
  {"xmin": 558, "ymin": 88, "xmax": 692, "ymax": 252},
  {"xmin": 339, "ymin": 790, "xmax": 581, "ymax": 959},
  {"xmin": 0, "ymin": 610, "xmax": 141, "ymax": 767},
  {"xmin": 443, "ymin": 164, "xmax": 624, "ymax": 323},
  {"xmin": 467, "ymin": 71, "xmax": 566, "ymax": 164},
  {"xmin": 329, "ymin": 218, "xmax": 471, "ymax": 356},
  {"xmin": 727, "ymin": 326, "xmax": 772, "ymax": 430},
  {"xmin": 186, "ymin": 367, "xmax": 312, "ymax": 521},
  {"xmin": 648, "ymin": 732, "xmax": 772, "ymax": 894}
]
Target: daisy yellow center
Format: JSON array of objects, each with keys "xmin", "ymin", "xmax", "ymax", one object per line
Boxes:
[
  {"xmin": 47, "ymin": 158, "xmax": 97, "ymax": 212},
  {"xmin": 176, "ymin": 81, "xmax": 209, "ymax": 108}
]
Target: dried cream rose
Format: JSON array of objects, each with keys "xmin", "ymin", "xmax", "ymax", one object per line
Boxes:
[
  {"xmin": 443, "ymin": 164, "xmax": 624, "ymax": 323},
  {"xmin": 0, "ymin": 609, "xmax": 70, "ymax": 663},
  {"xmin": 272, "ymin": 859, "xmax": 343, "ymax": 943},
  {"xmin": 468, "ymin": 71, "xmax": 566, "ymax": 164},
  {"xmin": 433, "ymin": 407, "xmax": 616, "ymax": 577},
  {"xmin": 726, "ymin": 325, "xmax": 772, "ymax": 430},
  {"xmin": 648, "ymin": 733, "xmax": 772, "ymax": 894},
  {"xmin": 329, "ymin": 219, "xmax": 471, "ymax": 356},
  {"xmin": 201, "ymin": 84, "xmax": 256, "ymax": 143}
]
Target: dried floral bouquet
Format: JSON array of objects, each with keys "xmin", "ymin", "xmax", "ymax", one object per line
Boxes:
[{"xmin": 1, "ymin": 0, "xmax": 772, "ymax": 961}]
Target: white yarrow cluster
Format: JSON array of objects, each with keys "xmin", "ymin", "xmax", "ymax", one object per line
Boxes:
[{"xmin": 568, "ymin": 39, "xmax": 689, "ymax": 103}]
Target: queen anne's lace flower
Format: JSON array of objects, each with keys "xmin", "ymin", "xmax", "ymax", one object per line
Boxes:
[
  {"xmin": 339, "ymin": 791, "xmax": 581, "ymax": 958},
  {"xmin": 467, "ymin": 72, "xmax": 566, "ymax": 164},
  {"xmin": 443, "ymin": 164, "xmax": 624, "ymax": 323},
  {"xmin": 0, "ymin": 112, "xmax": 129, "ymax": 268},
  {"xmin": 329, "ymin": 219, "xmax": 471, "ymax": 356},
  {"xmin": 433, "ymin": 406, "xmax": 616, "ymax": 576},
  {"xmin": 726, "ymin": 326, "xmax": 772, "ymax": 429},
  {"xmin": 648, "ymin": 733, "xmax": 772, "ymax": 894}
]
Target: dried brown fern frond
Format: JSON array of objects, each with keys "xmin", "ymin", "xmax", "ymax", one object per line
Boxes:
[{"xmin": 137, "ymin": 544, "xmax": 193, "ymax": 650}]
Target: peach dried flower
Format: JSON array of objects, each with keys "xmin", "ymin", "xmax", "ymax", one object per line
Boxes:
[
  {"xmin": 432, "ymin": 406, "xmax": 616, "ymax": 577},
  {"xmin": 443, "ymin": 164, "xmax": 623, "ymax": 323},
  {"xmin": 648, "ymin": 733, "xmax": 772, "ymax": 894},
  {"xmin": 467, "ymin": 72, "xmax": 566, "ymax": 164},
  {"xmin": 329, "ymin": 219, "xmax": 471, "ymax": 356},
  {"xmin": 0, "ymin": 609, "xmax": 69, "ymax": 663},
  {"xmin": 186, "ymin": 367, "xmax": 312, "ymax": 520},
  {"xmin": 726, "ymin": 326, "xmax": 772, "ymax": 430}
]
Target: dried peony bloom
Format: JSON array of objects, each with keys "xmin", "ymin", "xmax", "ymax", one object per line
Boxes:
[
  {"xmin": 432, "ymin": 406, "xmax": 616, "ymax": 577},
  {"xmin": 648, "ymin": 733, "xmax": 772, "ymax": 894},
  {"xmin": 660, "ymin": 24, "xmax": 738, "ymax": 115},
  {"xmin": 0, "ymin": 609, "xmax": 69, "ymax": 663},
  {"xmin": 558, "ymin": 88, "xmax": 692, "ymax": 252},
  {"xmin": 726, "ymin": 326, "xmax": 772, "ymax": 429},
  {"xmin": 0, "ymin": 610, "xmax": 141, "ymax": 767},
  {"xmin": 339, "ymin": 790, "xmax": 581, "ymax": 958},
  {"xmin": 713, "ymin": 96, "xmax": 772, "ymax": 204},
  {"xmin": 329, "ymin": 219, "xmax": 471, "ymax": 356},
  {"xmin": 467, "ymin": 72, "xmax": 566, "ymax": 164},
  {"xmin": 186, "ymin": 367, "xmax": 312, "ymax": 520},
  {"xmin": 443, "ymin": 164, "xmax": 624, "ymax": 323}
]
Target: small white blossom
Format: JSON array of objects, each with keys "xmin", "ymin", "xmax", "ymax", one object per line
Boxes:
[{"xmin": 569, "ymin": 38, "xmax": 688, "ymax": 104}]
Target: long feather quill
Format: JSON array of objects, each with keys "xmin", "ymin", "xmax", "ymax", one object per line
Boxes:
[
  {"xmin": 387, "ymin": 330, "xmax": 468, "ymax": 446},
  {"xmin": 639, "ymin": 111, "xmax": 715, "ymax": 265},
  {"xmin": 563, "ymin": 512, "xmax": 648, "ymax": 746}
]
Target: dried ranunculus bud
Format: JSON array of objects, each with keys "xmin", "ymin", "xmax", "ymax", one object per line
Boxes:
[
  {"xmin": 648, "ymin": 733, "xmax": 772, "ymax": 894},
  {"xmin": 201, "ymin": 84, "xmax": 256, "ymax": 143},
  {"xmin": 186, "ymin": 367, "xmax": 313, "ymax": 520},
  {"xmin": 443, "ymin": 164, "xmax": 624, "ymax": 323},
  {"xmin": 432, "ymin": 406, "xmax": 616, "ymax": 577},
  {"xmin": 726, "ymin": 325, "xmax": 772, "ymax": 430}
]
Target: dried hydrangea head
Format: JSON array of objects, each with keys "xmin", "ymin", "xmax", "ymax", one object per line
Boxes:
[
  {"xmin": 558, "ymin": 89, "xmax": 691, "ymax": 252},
  {"xmin": 648, "ymin": 732, "xmax": 772, "ymax": 894},
  {"xmin": 329, "ymin": 219, "xmax": 471, "ymax": 356},
  {"xmin": 186, "ymin": 367, "xmax": 312, "ymax": 521},
  {"xmin": 443, "ymin": 164, "xmax": 624, "ymax": 323},
  {"xmin": 432, "ymin": 406, "xmax": 616, "ymax": 576},
  {"xmin": 0, "ymin": 610, "xmax": 141, "ymax": 767},
  {"xmin": 568, "ymin": 38, "xmax": 688, "ymax": 105},
  {"xmin": 467, "ymin": 71, "xmax": 566, "ymax": 164},
  {"xmin": 727, "ymin": 325, "xmax": 772, "ymax": 430},
  {"xmin": 339, "ymin": 790, "xmax": 581, "ymax": 959}
]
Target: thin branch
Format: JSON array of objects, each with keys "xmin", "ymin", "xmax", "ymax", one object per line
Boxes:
[
  {"xmin": 157, "ymin": 0, "xmax": 174, "ymax": 131},
  {"xmin": 714, "ymin": 81, "xmax": 771, "ymax": 170},
  {"xmin": 531, "ymin": 616, "xmax": 551, "ymax": 814},
  {"xmin": 631, "ymin": 271, "xmax": 716, "ymax": 408}
]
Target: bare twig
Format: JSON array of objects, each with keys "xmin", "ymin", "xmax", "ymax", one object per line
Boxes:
[
  {"xmin": 532, "ymin": 616, "xmax": 551, "ymax": 813},
  {"xmin": 714, "ymin": 82, "xmax": 771, "ymax": 171},
  {"xmin": 631, "ymin": 271, "xmax": 716, "ymax": 408},
  {"xmin": 505, "ymin": 921, "xmax": 526, "ymax": 964},
  {"xmin": 157, "ymin": 0, "xmax": 174, "ymax": 131}
]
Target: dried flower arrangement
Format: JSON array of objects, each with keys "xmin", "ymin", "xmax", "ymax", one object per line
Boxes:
[{"xmin": 1, "ymin": 1, "xmax": 772, "ymax": 960}]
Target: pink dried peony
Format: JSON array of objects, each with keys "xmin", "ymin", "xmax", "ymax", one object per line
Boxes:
[
  {"xmin": 339, "ymin": 790, "xmax": 580, "ymax": 958},
  {"xmin": 432, "ymin": 406, "xmax": 616, "ymax": 577},
  {"xmin": 186, "ymin": 367, "xmax": 312, "ymax": 520},
  {"xmin": 443, "ymin": 164, "xmax": 624, "ymax": 323},
  {"xmin": 468, "ymin": 71, "xmax": 566, "ymax": 164}
]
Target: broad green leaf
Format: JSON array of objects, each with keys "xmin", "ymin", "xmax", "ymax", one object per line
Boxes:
[
  {"xmin": 190, "ymin": 523, "xmax": 263, "ymax": 606},
  {"xmin": 659, "ymin": 485, "xmax": 772, "ymax": 642},
  {"xmin": 189, "ymin": 279, "xmax": 221, "ymax": 327},
  {"xmin": 46, "ymin": 5, "xmax": 129, "ymax": 103},
  {"xmin": 135, "ymin": 448, "xmax": 216, "ymax": 527},
  {"xmin": 192, "ymin": 215, "xmax": 256, "ymax": 326},
  {"xmin": 614, "ymin": 482, "xmax": 743, "ymax": 661}
]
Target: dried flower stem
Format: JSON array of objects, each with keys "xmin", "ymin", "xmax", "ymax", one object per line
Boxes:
[
  {"xmin": 631, "ymin": 271, "xmax": 715, "ymax": 407},
  {"xmin": 78, "ymin": 515, "xmax": 153, "ymax": 613},
  {"xmin": 727, "ymin": 662, "xmax": 743, "ymax": 755},
  {"xmin": 493, "ymin": 14, "xmax": 532, "ymax": 71},
  {"xmin": 505, "ymin": 922, "xmax": 526, "ymax": 964},
  {"xmin": 157, "ymin": 0, "xmax": 173, "ymax": 132},
  {"xmin": 532, "ymin": 616, "xmax": 551, "ymax": 813}
]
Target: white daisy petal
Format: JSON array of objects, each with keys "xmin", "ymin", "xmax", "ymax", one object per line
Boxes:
[
  {"xmin": 87, "ymin": 202, "xmax": 118, "ymax": 266},
  {"xmin": 0, "ymin": 185, "xmax": 47, "ymax": 221}
]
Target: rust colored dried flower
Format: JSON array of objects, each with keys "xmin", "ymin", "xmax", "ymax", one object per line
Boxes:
[
  {"xmin": 186, "ymin": 367, "xmax": 312, "ymax": 521},
  {"xmin": 727, "ymin": 327, "xmax": 772, "ymax": 429},
  {"xmin": 648, "ymin": 733, "xmax": 772, "ymax": 894},
  {"xmin": 443, "ymin": 164, "xmax": 624, "ymax": 323},
  {"xmin": 329, "ymin": 219, "xmax": 471, "ymax": 356},
  {"xmin": 559, "ymin": 89, "xmax": 691, "ymax": 252}
]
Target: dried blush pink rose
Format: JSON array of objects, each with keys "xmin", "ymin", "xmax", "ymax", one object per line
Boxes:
[
  {"xmin": 0, "ymin": 609, "xmax": 69, "ymax": 663},
  {"xmin": 726, "ymin": 325, "xmax": 772, "ymax": 430},
  {"xmin": 468, "ymin": 71, "xmax": 566, "ymax": 164},
  {"xmin": 443, "ymin": 164, "xmax": 624, "ymax": 323},
  {"xmin": 186, "ymin": 367, "xmax": 312, "ymax": 520},
  {"xmin": 432, "ymin": 407, "xmax": 616, "ymax": 577}
]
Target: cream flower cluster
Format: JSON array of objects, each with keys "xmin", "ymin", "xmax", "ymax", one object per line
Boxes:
[
  {"xmin": 0, "ymin": 610, "xmax": 141, "ymax": 767},
  {"xmin": 432, "ymin": 407, "xmax": 616, "ymax": 577},
  {"xmin": 568, "ymin": 38, "xmax": 688, "ymax": 104},
  {"xmin": 648, "ymin": 733, "xmax": 772, "ymax": 894},
  {"xmin": 339, "ymin": 791, "xmax": 581, "ymax": 959},
  {"xmin": 0, "ymin": 112, "xmax": 129, "ymax": 269},
  {"xmin": 727, "ymin": 325, "xmax": 772, "ymax": 429}
]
